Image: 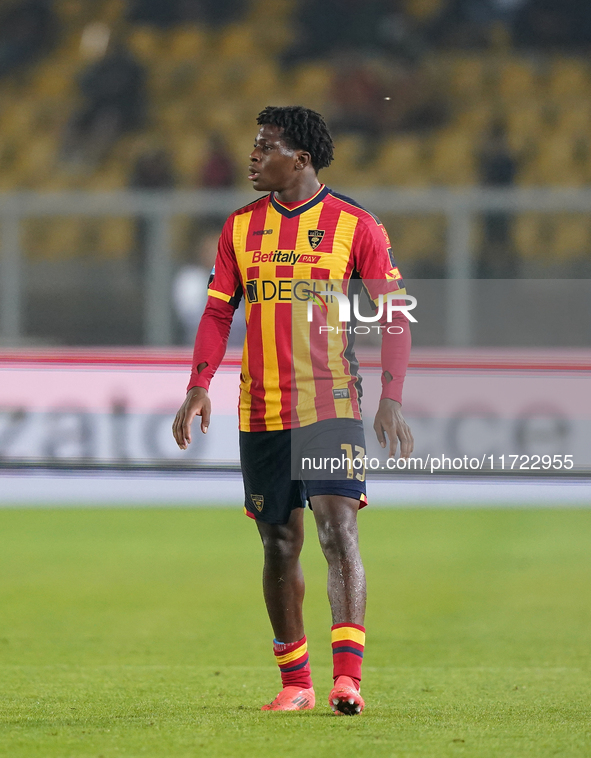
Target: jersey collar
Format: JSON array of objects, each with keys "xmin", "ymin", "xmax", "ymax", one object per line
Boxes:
[{"xmin": 270, "ymin": 184, "xmax": 329, "ymax": 218}]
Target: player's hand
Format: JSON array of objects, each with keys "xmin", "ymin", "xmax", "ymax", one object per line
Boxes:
[
  {"xmin": 373, "ymin": 398, "xmax": 414, "ymax": 459},
  {"xmin": 172, "ymin": 387, "xmax": 211, "ymax": 450}
]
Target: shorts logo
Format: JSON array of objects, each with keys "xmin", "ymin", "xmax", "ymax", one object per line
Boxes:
[
  {"xmin": 246, "ymin": 280, "xmax": 258, "ymax": 303},
  {"xmin": 251, "ymin": 494, "xmax": 264, "ymax": 512},
  {"xmin": 308, "ymin": 229, "xmax": 325, "ymax": 250}
]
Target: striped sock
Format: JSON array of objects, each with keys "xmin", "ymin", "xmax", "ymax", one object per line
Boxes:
[
  {"xmin": 331, "ymin": 623, "xmax": 365, "ymax": 689},
  {"xmin": 273, "ymin": 636, "xmax": 313, "ymax": 690}
]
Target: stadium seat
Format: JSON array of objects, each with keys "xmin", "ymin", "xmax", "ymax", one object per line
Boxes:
[
  {"xmin": 404, "ymin": 0, "xmax": 447, "ymax": 23},
  {"xmin": 428, "ymin": 129, "xmax": 476, "ymax": 185},
  {"xmin": 497, "ymin": 59, "xmax": 540, "ymax": 103},
  {"xmin": 241, "ymin": 61, "xmax": 281, "ymax": 100},
  {"xmin": 0, "ymin": 99, "xmax": 39, "ymax": 141},
  {"xmin": 12, "ymin": 135, "xmax": 57, "ymax": 186},
  {"xmin": 290, "ymin": 63, "xmax": 333, "ymax": 112},
  {"xmin": 551, "ymin": 215, "xmax": 591, "ymax": 260},
  {"xmin": 127, "ymin": 27, "xmax": 163, "ymax": 62},
  {"xmin": 31, "ymin": 60, "xmax": 77, "ymax": 98},
  {"xmin": 505, "ymin": 103, "xmax": 546, "ymax": 152},
  {"xmin": 513, "ymin": 213, "xmax": 546, "ymax": 258},
  {"xmin": 30, "ymin": 218, "xmax": 84, "ymax": 261},
  {"xmin": 553, "ymin": 103, "xmax": 591, "ymax": 139},
  {"xmin": 454, "ymin": 102, "xmax": 495, "ymax": 134},
  {"xmin": 217, "ymin": 23, "xmax": 258, "ymax": 61},
  {"xmin": 172, "ymin": 133, "xmax": 208, "ymax": 185},
  {"xmin": 164, "ymin": 28, "xmax": 208, "ymax": 62},
  {"xmin": 97, "ymin": 218, "xmax": 135, "ymax": 258},
  {"xmin": 446, "ymin": 55, "xmax": 488, "ymax": 102},
  {"xmin": 547, "ymin": 58, "xmax": 590, "ymax": 101},
  {"xmin": 98, "ymin": 0, "xmax": 124, "ymax": 24},
  {"xmin": 531, "ymin": 133, "xmax": 586, "ymax": 186},
  {"xmin": 391, "ymin": 215, "xmax": 445, "ymax": 260},
  {"xmin": 376, "ymin": 136, "xmax": 429, "ymax": 186}
]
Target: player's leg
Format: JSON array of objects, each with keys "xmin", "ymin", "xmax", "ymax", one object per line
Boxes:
[
  {"xmin": 310, "ymin": 494, "xmax": 366, "ymax": 626},
  {"xmin": 311, "ymin": 494, "xmax": 366, "ymax": 715},
  {"xmin": 297, "ymin": 417, "xmax": 368, "ymax": 715},
  {"xmin": 240, "ymin": 429, "xmax": 314, "ymax": 710},
  {"xmin": 256, "ymin": 508, "xmax": 305, "ymax": 644},
  {"xmin": 256, "ymin": 509, "xmax": 315, "ymax": 710}
]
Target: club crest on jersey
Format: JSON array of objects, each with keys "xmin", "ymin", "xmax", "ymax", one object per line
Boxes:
[
  {"xmin": 308, "ymin": 229, "xmax": 325, "ymax": 250},
  {"xmin": 251, "ymin": 494, "xmax": 264, "ymax": 512}
]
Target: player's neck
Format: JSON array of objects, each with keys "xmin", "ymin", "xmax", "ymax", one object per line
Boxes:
[{"xmin": 274, "ymin": 175, "xmax": 322, "ymax": 204}]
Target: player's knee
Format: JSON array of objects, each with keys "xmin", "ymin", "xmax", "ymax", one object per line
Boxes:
[
  {"xmin": 317, "ymin": 520, "xmax": 357, "ymax": 562},
  {"xmin": 260, "ymin": 525, "xmax": 303, "ymax": 564}
]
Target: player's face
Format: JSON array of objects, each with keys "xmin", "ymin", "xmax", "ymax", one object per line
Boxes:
[{"xmin": 248, "ymin": 124, "xmax": 302, "ymax": 191}]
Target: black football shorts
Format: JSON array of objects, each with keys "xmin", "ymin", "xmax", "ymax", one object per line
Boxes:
[{"xmin": 240, "ymin": 418, "xmax": 368, "ymax": 525}]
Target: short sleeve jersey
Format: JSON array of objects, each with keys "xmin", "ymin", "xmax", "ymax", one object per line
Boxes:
[{"xmin": 208, "ymin": 184, "xmax": 405, "ymax": 432}]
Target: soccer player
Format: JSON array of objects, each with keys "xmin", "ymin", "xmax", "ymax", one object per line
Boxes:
[{"xmin": 172, "ymin": 106, "xmax": 413, "ymax": 715}]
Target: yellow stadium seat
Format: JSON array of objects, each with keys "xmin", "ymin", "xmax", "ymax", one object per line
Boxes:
[
  {"xmin": 497, "ymin": 60, "xmax": 540, "ymax": 103},
  {"xmin": 505, "ymin": 104, "xmax": 546, "ymax": 152},
  {"xmin": 97, "ymin": 218, "xmax": 135, "ymax": 258},
  {"xmin": 31, "ymin": 61, "xmax": 77, "ymax": 98},
  {"xmin": 86, "ymin": 165, "xmax": 127, "ymax": 191},
  {"xmin": 13, "ymin": 135, "xmax": 57, "ymax": 186},
  {"xmin": 429, "ymin": 130, "xmax": 476, "ymax": 185},
  {"xmin": 533, "ymin": 134, "xmax": 586, "ymax": 185},
  {"xmin": 173, "ymin": 133, "xmax": 208, "ymax": 184},
  {"xmin": 203, "ymin": 100, "xmax": 250, "ymax": 133},
  {"xmin": 454, "ymin": 103, "xmax": 496, "ymax": 133},
  {"xmin": 192, "ymin": 61, "xmax": 232, "ymax": 97},
  {"xmin": 513, "ymin": 213, "xmax": 545, "ymax": 258},
  {"xmin": 127, "ymin": 27, "xmax": 163, "ymax": 62},
  {"xmin": 37, "ymin": 218, "xmax": 84, "ymax": 261},
  {"xmin": 99, "ymin": 0, "xmax": 124, "ymax": 24},
  {"xmin": 250, "ymin": 0, "xmax": 296, "ymax": 18},
  {"xmin": 404, "ymin": 0, "xmax": 446, "ymax": 22},
  {"xmin": 54, "ymin": 0, "xmax": 86, "ymax": 23},
  {"xmin": 547, "ymin": 58, "xmax": 590, "ymax": 101},
  {"xmin": 156, "ymin": 100, "xmax": 192, "ymax": 132},
  {"xmin": 164, "ymin": 28, "xmax": 208, "ymax": 62},
  {"xmin": 217, "ymin": 23, "xmax": 257, "ymax": 60},
  {"xmin": 291, "ymin": 63, "xmax": 332, "ymax": 111},
  {"xmin": 376, "ymin": 136, "xmax": 428, "ymax": 186},
  {"xmin": 553, "ymin": 103, "xmax": 591, "ymax": 138},
  {"xmin": 0, "ymin": 100, "xmax": 38, "ymax": 140},
  {"xmin": 241, "ymin": 61, "xmax": 281, "ymax": 99},
  {"xmin": 446, "ymin": 56, "xmax": 488, "ymax": 101},
  {"xmin": 551, "ymin": 215, "xmax": 591, "ymax": 260},
  {"xmin": 392, "ymin": 216, "xmax": 445, "ymax": 260}
]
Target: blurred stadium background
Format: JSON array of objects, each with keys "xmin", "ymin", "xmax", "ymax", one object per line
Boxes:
[{"xmin": 0, "ymin": 0, "xmax": 590, "ymax": 501}]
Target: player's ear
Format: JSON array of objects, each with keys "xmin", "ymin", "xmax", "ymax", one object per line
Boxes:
[{"xmin": 295, "ymin": 150, "xmax": 312, "ymax": 171}]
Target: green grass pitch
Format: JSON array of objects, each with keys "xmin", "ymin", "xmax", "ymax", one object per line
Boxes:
[{"xmin": 1, "ymin": 506, "xmax": 590, "ymax": 758}]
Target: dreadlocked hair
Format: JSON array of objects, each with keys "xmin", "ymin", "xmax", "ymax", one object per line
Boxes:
[{"xmin": 256, "ymin": 105, "xmax": 334, "ymax": 172}]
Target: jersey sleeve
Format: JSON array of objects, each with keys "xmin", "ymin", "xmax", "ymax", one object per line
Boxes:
[
  {"xmin": 186, "ymin": 215, "xmax": 242, "ymax": 393},
  {"xmin": 206, "ymin": 214, "xmax": 243, "ymax": 308},
  {"xmin": 353, "ymin": 217, "xmax": 411, "ymax": 405},
  {"xmin": 352, "ymin": 217, "xmax": 405, "ymax": 302}
]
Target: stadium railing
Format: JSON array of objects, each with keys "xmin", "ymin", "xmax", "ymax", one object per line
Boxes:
[{"xmin": 2, "ymin": 187, "xmax": 591, "ymax": 347}]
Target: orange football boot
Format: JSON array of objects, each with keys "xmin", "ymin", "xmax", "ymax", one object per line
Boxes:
[
  {"xmin": 328, "ymin": 676, "xmax": 365, "ymax": 715},
  {"xmin": 261, "ymin": 686, "xmax": 315, "ymax": 711}
]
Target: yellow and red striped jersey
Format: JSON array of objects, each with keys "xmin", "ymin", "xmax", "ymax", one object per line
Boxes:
[{"xmin": 206, "ymin": 184, "xmax": 405, "ymax": 431}]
